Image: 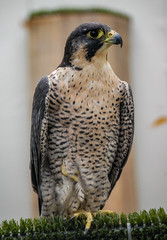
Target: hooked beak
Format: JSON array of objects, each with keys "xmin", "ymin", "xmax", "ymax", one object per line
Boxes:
[{"xmin": 104, "ymin": 30, "xmax": 123, "ymax": 48}]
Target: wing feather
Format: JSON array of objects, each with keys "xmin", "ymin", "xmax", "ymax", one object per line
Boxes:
[
  {"xmin": 108, "ymin": 82, "xmax": 134, "ymax": 194},
  {"xmin": 30, "ymin": 76, "xmax": 50, "ymax": 213}
]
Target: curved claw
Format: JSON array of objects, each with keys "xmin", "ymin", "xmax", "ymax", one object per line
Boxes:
[
  {"xmin": 70, "ymin": 210, "xmax": 93, "ymax": 234},
  {"xmin": 69, "ymin": 210, "xmax": 113, "ymax": 234},
  {"xmin": 68, "ymin": 214, "xmax": 76, "ymax": 222}
]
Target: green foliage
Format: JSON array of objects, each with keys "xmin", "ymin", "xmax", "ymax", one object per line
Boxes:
[
  {"xmin": 0, "ymin": 208, "xmax": 167, "ymax": 239},
  {"xmin": 28, "ymin": 8, "xmax": 129, "ymax": 20}
]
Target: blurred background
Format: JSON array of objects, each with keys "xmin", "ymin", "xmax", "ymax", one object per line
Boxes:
[{"xmin": 0, "ymin": 0, "xmax": 167, "ymax": 222}]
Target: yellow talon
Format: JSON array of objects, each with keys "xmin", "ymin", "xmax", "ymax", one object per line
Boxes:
[
  {"xmin": 62, "ymin": 163, "xmax": 78, "ymax": 182},
  {"xmin": 70, "ymin": 209, "xmax": 113, "ymax": 234},
  {"xmin": 84, "ymin": 212, "xmax": 93, "ymax": 232},
  {"xmin": 62, "ymin": 163, "xmax": 68, "ymax": 176},
  {"xmin": 71, "ymin": 210, "xmax": 93, "ymax": 234},
  {"xmin": 70, "ymin": 174, "xmax": 79, "ymax": 182}
]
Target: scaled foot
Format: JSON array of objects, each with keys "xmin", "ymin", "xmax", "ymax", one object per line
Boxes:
[
  {"xmin": 62, "ymin": 163, "xmax": 79, "ymax": 182},
  {"xmin": 70, "ymin": 209, "xmax": 113, "ymax": 234},
  {"xmin": 70, "ymin": 210, "xmax": 93, "ymax": 234}
]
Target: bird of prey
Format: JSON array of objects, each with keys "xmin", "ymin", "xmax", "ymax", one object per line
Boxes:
[{"xmin": 30, "ymin": 22, "xmax": 134, "ymax": 230}]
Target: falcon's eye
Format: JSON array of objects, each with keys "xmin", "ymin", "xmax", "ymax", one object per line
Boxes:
[{"xmin": 88, "ymin": 29, "xmax": 104, "ymax": 39}]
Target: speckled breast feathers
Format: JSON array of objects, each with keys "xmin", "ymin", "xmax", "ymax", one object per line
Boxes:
[{"xmin": 30, "ymin": 22, "xmax": 134, "ymax": 217}]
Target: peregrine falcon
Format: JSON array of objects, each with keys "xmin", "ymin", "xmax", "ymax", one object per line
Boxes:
[{"xmin": 30, "ymin": 22, "xmax": 134, "ymax": 229}]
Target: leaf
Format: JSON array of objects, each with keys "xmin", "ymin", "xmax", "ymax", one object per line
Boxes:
[{"xmin": 120, "ymin": 213, "xmax": 127, "ymax": 228}]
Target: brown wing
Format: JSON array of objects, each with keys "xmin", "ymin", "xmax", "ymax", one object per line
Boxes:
[
  {"xmin": 30, "ymin": 76, "xmax": 50, "ymax": 214},
  {"xmin": 108, "ymin": 83, "xmax": 134, "ymax": 194}
]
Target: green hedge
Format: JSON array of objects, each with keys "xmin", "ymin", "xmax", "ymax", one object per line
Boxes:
[
  {"xmin": 0, "ymin": 208, "xmax": 167, "ymax": 239},
  {"xmin": 28, "ymin": 8, "xmax": 129, "ymax": 20}
]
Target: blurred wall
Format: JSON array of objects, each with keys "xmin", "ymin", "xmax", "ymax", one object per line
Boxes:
[
  {"xmin": 0, "ymin": 0, "xmax": 31, "ymax": 221},
  {"xmin": 0, "ymin": 0, "xmax": 167, "ymax": 221}
]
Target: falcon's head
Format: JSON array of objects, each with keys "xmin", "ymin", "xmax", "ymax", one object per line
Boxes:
[{"xmin": 60, "ymin": 22, "xmax": 123, "ymax": 69}]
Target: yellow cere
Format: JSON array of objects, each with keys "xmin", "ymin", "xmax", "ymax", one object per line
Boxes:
[{"xmin": 108, "ymin": 30, "xmax": 116, "ymax": 38}]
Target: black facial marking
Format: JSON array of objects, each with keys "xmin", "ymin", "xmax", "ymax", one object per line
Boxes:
[
  {"xmin": 59, "ymin": 22, "xmax": 111, "ymax": 67},
  {"xmin": 84, "ymin": 40, "xmax": 103, "ymax": 62}
]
